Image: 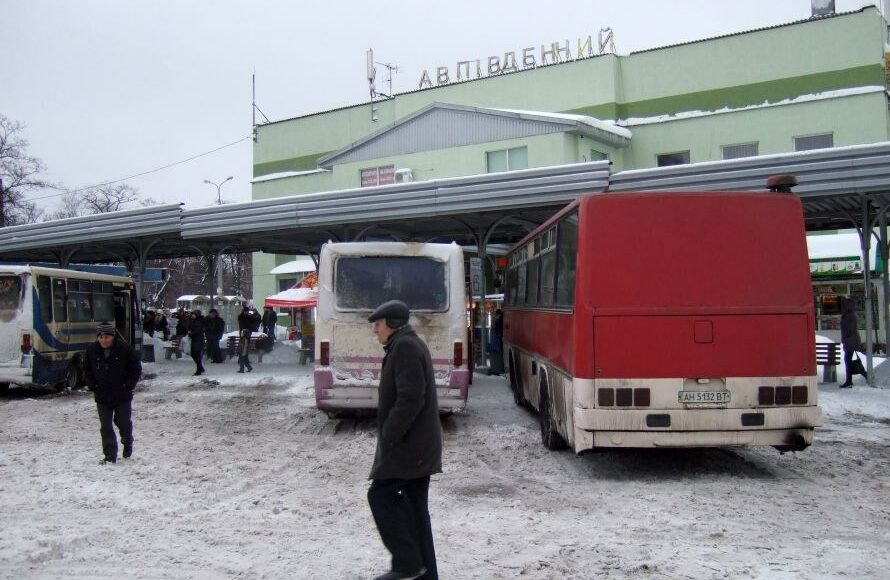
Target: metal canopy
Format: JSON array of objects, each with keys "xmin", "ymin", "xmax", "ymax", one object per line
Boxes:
[
  {"xmin": 610, "ymin": 141, "xmax": 890, "ymax": 231},
  {"xmin": 2, "ymin": 143, "xmax": 890, "ymax": 264}
]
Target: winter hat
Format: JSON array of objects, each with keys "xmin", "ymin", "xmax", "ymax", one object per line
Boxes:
[
  {"xmin": 367, "ymin": 300, "xmax": 410, "ymax": 329},
  {"xmin": 96, "ymin": 322, "xmax": 115, "ymax": 336}
]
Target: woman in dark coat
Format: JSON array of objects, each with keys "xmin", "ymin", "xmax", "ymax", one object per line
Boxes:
[
  {"xmin": 189, "ymin": 310, "xmax": 206, "ymax": 376},
  {"xmin": 840, "ymin": 297, "xmax": 866, "ymax": 388}
]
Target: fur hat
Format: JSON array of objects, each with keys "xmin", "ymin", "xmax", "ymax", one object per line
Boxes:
[{"xmin": 367, "ymin": 300, "xmax": 410, "ymax": 329}]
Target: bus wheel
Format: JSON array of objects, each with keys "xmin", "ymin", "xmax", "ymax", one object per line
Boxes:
[
  {"xmin": 64, "ymin": 363, "xmax": 82, "ymax": 391},
  {"xmin": 539, "ymin": 380, "xmax": 567, "ymax": 451},
  {"xmin": 508, "ymin": 354, "xmax": 524, "ymax": 407}
]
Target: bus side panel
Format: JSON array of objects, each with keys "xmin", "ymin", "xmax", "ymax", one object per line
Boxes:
[
  {"xmin": 593, "ymin": 314, "xmax": 813, "ymax": 379},
  {"xmin": 503, "ymin": 309, "xmax": 575, "ymax": 377}
]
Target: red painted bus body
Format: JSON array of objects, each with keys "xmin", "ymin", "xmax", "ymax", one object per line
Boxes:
[{"xmin": 504, "ymin": 191, "xmax": 822, "ymax": 452}]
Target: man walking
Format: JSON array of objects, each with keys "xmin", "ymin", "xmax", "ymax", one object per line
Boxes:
[
  {"xmin": 83, "ymin": 322, "xmax": 142, "ymax": 464},
  {"xmin": 236, "ymin": 304, "xmax": 255, "ymax": 373},
  {"xmin": 366, "ymin": 300, "xmax": 441, "ymax": 580}
]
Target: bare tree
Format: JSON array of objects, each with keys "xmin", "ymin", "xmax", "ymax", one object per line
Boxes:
[
  {"xmin": 0, "ymin": 114, "xmax": 52, "ymax": 226},
  {"xmin": 82, "ymin": 183, "xmax": 140, "ymax": 213},
  {"xmin": 45, "ymin": 191, "xmax": 84, "ymax": 220}
]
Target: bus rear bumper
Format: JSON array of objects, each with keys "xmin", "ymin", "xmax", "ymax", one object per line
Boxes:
[
  {"xmin": 0, "ymin": 359, "xmax": 34, "ymax": 385},
  {"xmin": 314, "ymin": 369, "xmax": 467, "ymax": 413},
  {"xmin": 573, "ymin": 406, "xmax": 823, "ymax": 450}
]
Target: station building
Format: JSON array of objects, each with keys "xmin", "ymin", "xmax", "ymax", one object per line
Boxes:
[{"xmin": 251, "ymin": 6, "xmax": 890, "ymax": 303}]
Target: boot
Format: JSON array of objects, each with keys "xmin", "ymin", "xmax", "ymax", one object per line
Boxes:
[{"xmin": 839, "ymin": 381, "xmax": 853, "ymax": 388}]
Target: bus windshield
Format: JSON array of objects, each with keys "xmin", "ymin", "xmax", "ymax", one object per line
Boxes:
[{"xmin": 334, "ymin": 256, "xmax": 448, "ymax": 311}]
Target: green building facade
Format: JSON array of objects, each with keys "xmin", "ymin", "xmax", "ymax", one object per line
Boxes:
[{"xmin": 252, "ymin": 7, "xmax": 890, "ymax": 304}]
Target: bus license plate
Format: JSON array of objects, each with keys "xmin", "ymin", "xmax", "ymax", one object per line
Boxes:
[{"xmin": 678, "ymin": 390, "xmax": 730, "ymax": 404}]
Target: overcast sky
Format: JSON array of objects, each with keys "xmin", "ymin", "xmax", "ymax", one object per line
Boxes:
[{"xmin": 2, "ymin": 0, "xmax": 880, "ymax": 213}]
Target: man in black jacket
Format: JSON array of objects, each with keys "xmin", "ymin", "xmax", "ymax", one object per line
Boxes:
[
  {"xmin": 82, "ymin": 322, "xmax": 142, "ymax": 464},
  {"xmin": 261, "ymin": 306, "xmax": 278, "ymax": 340},
  {"xmin": 236, "ymin": 305, "xmax": 255, "ymax": 373},
  {"xmin": 366, "ymin": 300, "xmax": 441, "ymax": 580},
  {"xmin": 205, "ymin": 309, "xmax": 226, "ymax": 363}
]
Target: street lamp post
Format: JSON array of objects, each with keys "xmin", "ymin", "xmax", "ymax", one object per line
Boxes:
[
  {"xmin": 203, "ymin": 176, "xmax": 233, "ymax": 205},
  {"xmin": 203, "ymin": 176, "xmax": 233, "ymax": 300}
]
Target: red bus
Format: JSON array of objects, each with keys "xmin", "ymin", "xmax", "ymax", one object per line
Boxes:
[{"xmin": 504, "ymin": 191, "xmax": 823, "ymax": 453}]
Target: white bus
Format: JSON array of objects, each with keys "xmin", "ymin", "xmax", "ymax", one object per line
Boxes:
[
  {"xmin": 0, "ymin": 265, "xmax": 140, "ymax": 391},
  {"xmin": 314, "ymin": 242, "xmax": 470, "ymax": 415}
]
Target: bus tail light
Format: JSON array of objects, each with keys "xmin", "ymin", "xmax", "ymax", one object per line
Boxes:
[
  {"xmin": 453, "ymin": 341, "xmax": 463, "ymax": 368},
  {"xmin": 21, "ymin": 333, "xmax": 32, "ymax": 353},
  {"xmin": 759, "ymin": 386, "xmax": 808, "ymax": 406},
  {"xmin": 597, "ymin": 387, "xmax": 649, "ymax": 407},
  {"xmin": 319, "ymin": 340, "xmax": 330, "ymax": 366}
]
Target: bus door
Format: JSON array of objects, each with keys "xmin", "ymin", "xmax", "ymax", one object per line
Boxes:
[
  {"xmin": 50, "ymin": 278, "xmax": 68, "ymax": 346},
  {"xmin": 114, "ymin": 290, "xmax": 132, "ymax": 344}
]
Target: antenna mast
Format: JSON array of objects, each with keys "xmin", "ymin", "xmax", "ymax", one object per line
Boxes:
[
  {"xmin": 367, "ymin": 49, "xmax": 398, "ymax": 122},
  {"xmin": 252, "ymin": 72, "xmax": 270, "ymax": 141}
]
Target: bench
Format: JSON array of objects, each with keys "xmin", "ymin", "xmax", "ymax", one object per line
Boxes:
[
  {"xmin": 226, "ymin": 335, "xmax": 273, "ymax": 363},
  {"xmin": 163, "ymin": 335, "xmax": 183, "ymax": 360},
  {"xmin": 816, "ymin": 342, "xmax": 840, "ymax": 383}
]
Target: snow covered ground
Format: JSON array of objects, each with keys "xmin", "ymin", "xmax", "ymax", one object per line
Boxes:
[{"xmin": 1, "ymin": 342, "xmax": 889, "ymax": 579}]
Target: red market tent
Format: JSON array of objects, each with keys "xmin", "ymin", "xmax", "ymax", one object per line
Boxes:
[{"xmin": 263, "ymin": 286, "xmax": 318, "ymax": 308}]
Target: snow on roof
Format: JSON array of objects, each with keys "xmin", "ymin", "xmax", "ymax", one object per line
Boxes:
[
  {"xmin": 808, "ymin": 232, "xmax": 876, "ymax": 261},
  {"xmin": 619, "ymin": 86, "xmax": 886, "ymax": 127},
  {"xmin": 269, "ymin": 257, "xmax": 316, "ymax": 275},
  {"xmin": 251, "ymin": 169, "xmax": 330, "ymax": 183},
  {"xmin": 491, "ymin": 107, "xmax": 632, "ymax": 139}
]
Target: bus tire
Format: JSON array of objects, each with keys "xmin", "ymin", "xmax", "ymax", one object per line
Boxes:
[
  {"xmin": 539, "ymin": 378, "xmax": 567, "ymax": 451},
  {"xmin": 64, "ymin": 361, "xmax": 83, "ymax": 391},
  {"xmin": 508, "ymin": 353, "xmax": 524, "ymax": 407}
]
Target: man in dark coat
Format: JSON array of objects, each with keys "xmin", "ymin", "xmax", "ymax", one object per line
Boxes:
[
  {"xmin": 840, "ymin": 297, "xmax": 867, "ymax": 388},
  {"xmin": 236, "ymin": 305, "xmax": 255, "ymax": 373},
  {"xmin": 261, "ymin": 306, "xmax": 278, "ymax": 340},
  {"xmin": 82, "ymin": 322, "xmax": 142, "ymax": 463},
  {"xmin": 189, "ymin": 310, "xmax": 207, "ymax": 376},
  {"xmin": 366, "ymin": 300, "xmax": 441, "ymax": 580},
  {"xmin": 204, "ymin": 308, "xmax": 226, "ymax": 363}
]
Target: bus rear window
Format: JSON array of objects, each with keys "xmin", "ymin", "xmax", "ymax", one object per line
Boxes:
[
  {"xmin": 335, "ymin": 256, "xmax": 448, "ymax": 311},
  {"xmin": 0, "ymin": 276, "xmax": 24, "ymax": 320}
]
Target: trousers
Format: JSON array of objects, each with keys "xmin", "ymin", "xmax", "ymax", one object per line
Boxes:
[
  {"xmin": 96, "ymin": 399, "xmax": 132, "ymax": 460},
  {"xmin": 191, "ymin": 341, "xmax": 205, "ymax": 373},
  {"xmin": 368, "ymin": 476, "xmax": 437, "ymax": 579}
]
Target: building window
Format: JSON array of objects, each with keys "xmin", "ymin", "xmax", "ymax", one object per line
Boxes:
[
  {"xmin": 656, "ymin": 150, "xmax": 690, "ymax": 167},
  {"xmin": 794, "ymin": 133, "xmax": 833, "ymax": 152},
  {"xmin": 486, "ymin": 146, "xmax": 528, "ymax": 173},
  {"xmin": 722, "ymin": 142, "xmax": 758, "ymax": 160},
  {"xmin": 589, "ymin": 149, "xmax": 607, "ymax": 162},
  {"xmin": 278, "ymin": 277, "xmax": 297, "ymax": 292},
  {"xmin": 360, "ymin": 165, "xmax": 395, "ymax": 187}
]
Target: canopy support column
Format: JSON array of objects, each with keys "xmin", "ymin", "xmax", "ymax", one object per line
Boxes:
[{"xmin": 857, "ymin": 196, "xmax": 875, "ymax": 386}]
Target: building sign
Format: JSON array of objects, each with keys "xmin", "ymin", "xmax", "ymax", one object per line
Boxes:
[
  {"xmin": 469, "ymin": 257, "xmax": 483, "ymax": 297},
  {"xmin": 418, "ymin": 29, "xmax": 614, "ymax": 89},
  {"xmin": 810, "ymin": 256, "xmax": 861, "ymax": 277},
  {"xmin": 360, "ymin": 165, "xmax": 395, "ymax": 187}
]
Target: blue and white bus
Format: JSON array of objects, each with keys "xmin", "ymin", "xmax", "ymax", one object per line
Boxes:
[{"xmin": 0, "ymin": 265, "xmax": 141, "ymax": 391}]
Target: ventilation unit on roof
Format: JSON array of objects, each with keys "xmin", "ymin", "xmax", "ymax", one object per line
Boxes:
[
  {"xmin": 811, "ymin": 0, "xmax": 835, "ymax": 17},
  {"xmin": 394, "ymin": 168, "xmax": 414, "ymax": 183}
]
